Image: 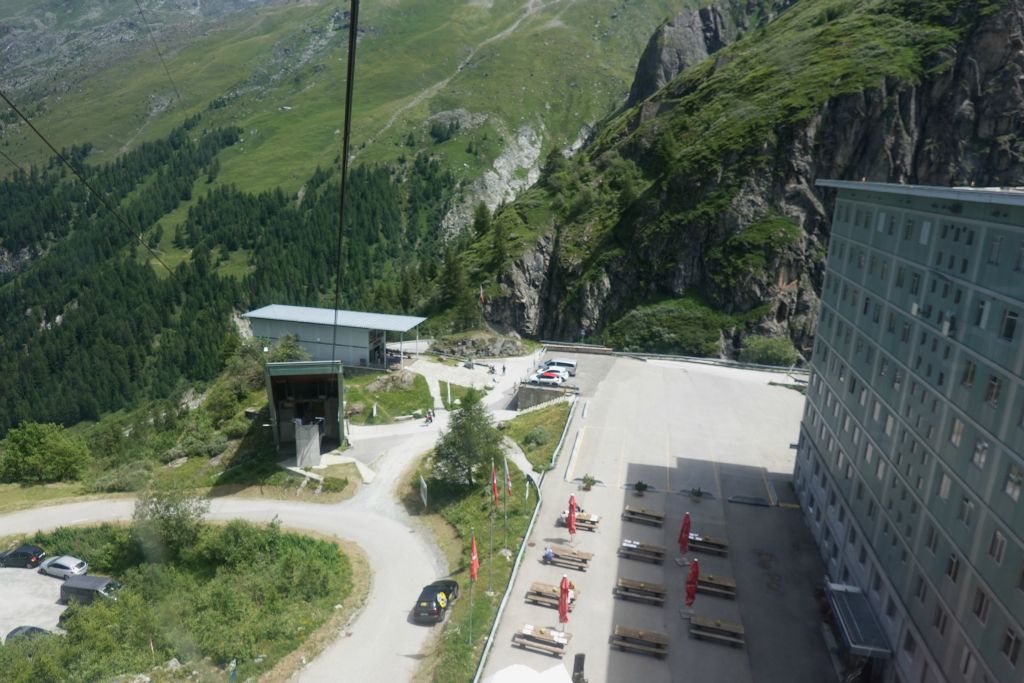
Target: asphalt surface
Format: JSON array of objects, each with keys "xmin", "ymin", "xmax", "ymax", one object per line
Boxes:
[
  {"xmin": 0, "ymin": 567, "xmax": 68, "ymax": 640},
  {"xmin": 483, "ymin": 356, "xmax": 837, "ymax": 683}
]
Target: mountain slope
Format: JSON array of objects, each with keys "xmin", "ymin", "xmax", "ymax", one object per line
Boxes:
[{"xmin": 480, "ymin": 0, "xmax": 1019, "ymax": 357}]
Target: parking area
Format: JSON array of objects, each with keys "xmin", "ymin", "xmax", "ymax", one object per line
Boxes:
[{"xmin": 0, "ymin": 567, "xmax": 66, "ymax": 639}]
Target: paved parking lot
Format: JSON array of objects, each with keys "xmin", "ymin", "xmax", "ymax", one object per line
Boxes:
[
  {"xmin": 484, "ymin": 356, "xmax": 836, "ymax": 683},
  {"xmin": 0, "ymin": 566, "xmax": 66, "ymax": 640}
]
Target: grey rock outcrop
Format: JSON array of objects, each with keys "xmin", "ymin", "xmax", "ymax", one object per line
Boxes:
[
  {"xmin": 487, "ymin": 0, "xmax": 1024, "ymax": 358},
  {"xmin": 626, "ymin": 0, "xmax": 796, "ymax": 107}
]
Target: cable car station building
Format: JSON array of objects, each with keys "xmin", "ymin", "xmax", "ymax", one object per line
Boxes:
[{"xmin": 243, "ymin": 305, "xmax": 426, "ymax": 462}]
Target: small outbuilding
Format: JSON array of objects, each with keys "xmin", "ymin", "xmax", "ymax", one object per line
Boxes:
[{"xmin": 244, "ymin": 304, "xmax": 426, "ymax": 368}]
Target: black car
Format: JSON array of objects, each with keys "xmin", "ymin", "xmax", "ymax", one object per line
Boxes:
[
  {"xmin": 5, "ymin": 626, "xmax": 50, "ymax": 643},
  {"xmin": 0, "ymin": 544, "xmax": 46, "ymax": 568},
  {"xmin": 412, "ymin": 579, "xmax": 459, "ymax": 623}
]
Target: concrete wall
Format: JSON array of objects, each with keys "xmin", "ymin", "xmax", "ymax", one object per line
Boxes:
[{"xmin": 516, "ymin": 384, "xmax": 568, "ymax": 410}]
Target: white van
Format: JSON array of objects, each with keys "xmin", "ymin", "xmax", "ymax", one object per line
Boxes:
[{"xmin": 543, "ymin": 358, "xmax": 578, "ymax": 376}]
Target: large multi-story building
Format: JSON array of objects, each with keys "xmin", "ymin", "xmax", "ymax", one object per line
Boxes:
[{"xmin": 794, "ymin": 181, "xmax": 1024, "ymax": 683}]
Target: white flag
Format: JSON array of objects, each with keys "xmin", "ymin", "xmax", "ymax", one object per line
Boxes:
[{"xmin": 419, "ymin": 475, "xmax": 428, "ymax": 508}]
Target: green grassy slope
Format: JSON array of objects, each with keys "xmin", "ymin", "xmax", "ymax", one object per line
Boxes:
[{"xmin": 1, "ymin": 0, "xmax": 696, "ymax": 199}]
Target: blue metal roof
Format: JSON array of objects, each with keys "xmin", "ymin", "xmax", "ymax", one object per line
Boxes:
[{"xmin": 244, "ymin": 304, "xmax": 426, "ymax": 333}]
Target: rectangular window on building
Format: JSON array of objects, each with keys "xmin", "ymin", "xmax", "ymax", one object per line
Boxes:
[
  {"xmin": 859, "ymin": 546, "xmax": 867, "ymax": 565},
  {"xmin": 950, "ymin": 419, "xmax": 964, "ymax": 446},
  {"xmin": 894, "ymin": 370, "xmax": 903, "ymax": 390},
  {"xmin": 885, "ymin": 415, "xmax": 894, "ymax": 435},
  {"xmin": 972, "ymin": 441, "xmax": 988, "ymax": 469},
  {"xmin": 960, "ymin": 648, "xmax": 976, "ymax": 677},
  {"xmin": 938, "ymin": 473, "xmax": 952, "ymax": 499},
  {"xmin": 920, "ymin": 221, "xmax": 932, "ymax": 245},
  {"xmin": 867, "ymin": 500, "xmax": 877, "ymax": 519},
  {"xmin": 910, "ymin": 273, "xmax": 921, "ymax": 294},
  {"xmin": 876, "ymin": 460, "xmax": 886, "ymax": 481},
  {"xmin": 914, "ymin": 574, "xmax": 927, "ymax": 603},
  {"xmin": 1000, "ymin": 310, "xmax": 1019, "ymax": 341},
  {"xmin": 976, "ymin": 299, "xmax": 990, "ymax": 328},
  {"xmin": 903, "ymin": 631, "xmax": 916, "ymax": 656},
  {"xmin": 1002, "ymin": 628, "xmax": 1021, "ymax": 666},
  {"xmin": 896, "ymin": 268, "xmax": 905, "ymax": 288},
  {"xmin": 990, "ymin": 235, "xmax": 1003, "ymax": 264},
  {"xmin": 925, "ymin": 524, "xmax": 938, "ymax": 552},
  {"xmin": 986, "ymin": 375, "xmax": 1003, "ymax": 405},
  {"xmin": 989, "ymin": 529, "xmax": 1006, "ymax": 564},
  {"xmin": 1005, "ymin": 465, "xmax": 1022, "ymax": 502},
  {"xmin": 957, "ymin": 497, "xmax": 974, "ymax": 526},
  {"xmin": 933, "ymin": 605, "xmax": 948, "ymax": 635},
  {"xmin": 900, "ymin": 323, "xmax": 911, "ymax": 343},
  {"xmin": 865, "ymin": 444, "xmax": 874, "ymax": 463},
  {"xmin": 876, "ymin": 213, "xmax": 887, "ymax": 232},
  {"xmin": 886, "ymin": 597, "xmax": 897, "ymax": 619},
  {"xmin": 962, "ymin": 361, "xmax": 976, "ymax": 387},
  {"xmin": 947, "ymin": 553, "xmax": 961, "ymax": 582},
  {"xmin": 971, "ymin": 588, "xmax": 990, "ymax": 623}
]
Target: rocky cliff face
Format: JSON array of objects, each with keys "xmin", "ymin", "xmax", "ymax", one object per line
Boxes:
[
  {"xmin": 486, "ymin": 0, "xmax": 1024, "ymax": 357},
  {"xmin": 625, "ymin": 0, "xmax": 795, "ymax": 108}
]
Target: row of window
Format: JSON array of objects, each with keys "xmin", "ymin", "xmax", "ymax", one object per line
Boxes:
[{"xmin": 797, "ymin": 444, "xmax": 1023, "ymax": 683}]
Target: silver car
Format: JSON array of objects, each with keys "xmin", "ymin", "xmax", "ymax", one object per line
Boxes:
[{"xmin": 38, "ymin": 555, "xmax": 88, "ymax": 579}]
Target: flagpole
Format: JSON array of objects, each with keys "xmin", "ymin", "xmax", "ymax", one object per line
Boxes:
[
  {"xmin": 469, "ymin": 526, "xmax": 474, "ymax": 646},
  {"xmin": 488, "ymin": 505, "xmax": 494, "ymax": 594}
]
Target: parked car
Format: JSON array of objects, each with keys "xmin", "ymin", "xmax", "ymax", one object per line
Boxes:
[
  {"xmin": 60, "ymin": 575, "xmax": 122, "ymax": 605},
  {"xmin": 412, "ymin": 579, "xmax": 459, "ymax": 623},
  {"xmin": 529, "ymin": 374, "xmax": 564, "ymax": 386},
  {"xmin": 0, "ymin": 544, "xmax": 46, "ymax": 568},
  {"xmin": 542, "ymin": 358, "xmax": 578, "ymax": 376},
  {"xmin": 535, "ymin": 367, "xmax": 569, "ymax": 381},
  {"xmin": 38, "ymin": 555, "xmax": 88, "ymax": 580},
  {"xmin": 5, "ymin": 626, "xmax": 50, "ymax": 643}
]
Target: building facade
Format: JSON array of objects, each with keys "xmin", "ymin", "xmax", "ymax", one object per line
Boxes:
[
  {"xmin": 244, "ymin": 304, "xmax": 425, "ymax": 367},
  {"xmin": 794, "ymin": 181, "xmax": 1024, "ymax": 683}
]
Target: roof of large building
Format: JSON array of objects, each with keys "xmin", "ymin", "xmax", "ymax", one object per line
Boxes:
[
  {"xmin": 817, "ymin": 179, "xmax": 1024, "ymax": 207},
  {"xmin": 244, "ymin": 304, "xmax": 426, "ymax": 333}
]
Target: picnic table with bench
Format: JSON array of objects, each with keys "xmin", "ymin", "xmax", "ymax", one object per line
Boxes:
[
  {"xmin": 618, "ymin": 539, "xmax": 665, "ymax": 564},
  {"xmin": 545, "ymin": 544, "xmax": 593, "ymax": 571},
  {"xmin": 558, "ymin": 510, "xmax": 600, "ymax": 531},
  {"xmin": 697, "ymin": 573, "xmax": 737, "ymax": 599},
  {"xmin": 611, "ymin": 624, "xmax": 669, "ymax": 658},
  {"xmin": 621, "ymin": 505, "xmax": 664, "ymax": 527},
  {"xmin": 688, "ymin": 532, "xmax": 729, "ymax": 556},
  {"xmin": 689, "ymin": 614, "xmax": 745, "ymax": 647},
  {"xmin": 525, "ymin": 581, "xmax": 578, "ymax": 610},
  {"xmin": 614, "ymin": 577, "xmax": 666, "ymax": 606},
  {"xmin": 512, "ymin": 623, "xmax": 572, "ymax": 657}
]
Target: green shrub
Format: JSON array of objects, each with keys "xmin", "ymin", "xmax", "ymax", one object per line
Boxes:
[
  {"xmin": 522, "ymin": 426, "xmax": 551, "ymax": 447},
  {"xmin": 0, "ymin": 423, "xmax": 88, "ymax": 484},
  {"xmin": 605, "ymin": 297, "xmax": 734, "ymax": 356},
  {"xmin": 88, "ymin": 460, "xmax": 153, "ymax": 493},
  {"xmin": 320, "ymin": 476, "xmax": 348, "ymax": 493},
  {"xmin": 740, "ymin": 335, "xmax": 799, "ymax": 367}
]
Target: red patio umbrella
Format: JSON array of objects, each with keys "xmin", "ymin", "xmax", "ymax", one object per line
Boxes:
[
  {"xmin": 678, "ymin": 511, "xmax": 691, "ymax": 555},
  {"xmin": 567, "ymin": 495, "xmax": 578, "ymax": 540},
  {"xmin": 558, "ymin": 574, "xmax": 571, "ymax": 630},
  {"xmin": 685, "ymin": 558, "xmax": 700, "ymax": 608}
]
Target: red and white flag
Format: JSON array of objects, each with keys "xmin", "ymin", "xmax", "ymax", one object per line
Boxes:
[
  {"xmin": 491, "ymin": 461, "xmax": 499, "ymax": 507},
  {"xmin": 504, "ymin": 456, "xmax": 513, "ymax": 497},
  {"xmin": 470, "ymin": 533, "xmax": 479, "ymax": 581}
]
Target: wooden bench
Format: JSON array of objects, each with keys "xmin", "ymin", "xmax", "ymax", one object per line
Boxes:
[
  {"xmin": 688, "ymin": 532, "xmax": 729, "ymax": 556},
  {"xmin": 621, "ymin": 505, "xmax": 664, "ymax": 527},
  {"xmin": 618, "ymin": 539, "xmax": 665, "ymax": 564},
  {"xmin": 512, "ymin": 624, "xmax": 572, "ymax": 657},
  {"xmin": 689, "ymin": 614, "xmax": 745, "ymax": 647},
  {"xmin": 697, "ymin": 573, "xmax": 737, "ymax": 599},
  {"xmin": 611, "ymin": 624, "xmax": 668, "ymax": 658},
  {"xmin": 559, "ymin": 511, "xmax": 599, "ymax": 531},
  {"xmin": 525, "ymin": 582, "xmax": 578, "ymax": 610},
  {"xmin": 546, "ymin": 544, "xmax": 593, "ymax": 572},
  {"xmin": 614, "ymin": 577, "xmax": 666, "ymax": 606}
]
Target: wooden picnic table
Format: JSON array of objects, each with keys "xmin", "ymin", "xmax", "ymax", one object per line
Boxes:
[
  {"xmin": 512, "ymin": 623, "xmax": 572, "ymax": 657},
  {"xmin": 621, "ymin": 505, "xmax": 664, "ymax": 527},
  {"xmin": 618, "ymin": 539, "xmax": 665, "ymax": 564},
  {"xmin": 697, "ymin": 573, "xmax": 737, "ymax": 599},
  {"xmin": 525, "ymin": 581, "xmax": 578, "ymax": 610},
  {"xmin": 688, "ymin": 532, "xmax": 729, "ymax": 556},
  {"xmin": 559, "ymin": 510, "xmax": 600, "ymax": 531},
  {"xmin": 611, "ymin": 624, "xmax": 669, "ymax": 658},
  {"xmin": 614, "ymin": 577, "xmax": 666, "ymax": 606},
  {"xmin": 689, "ymin": 614, "xmax": 745, "ymax": 647},
  {"xmin": 545, "ymin": 544, "xmax": 593, "ymax": 572}
]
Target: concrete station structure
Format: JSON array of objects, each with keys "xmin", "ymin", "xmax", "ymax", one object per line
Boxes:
[{"xmin": 795, "ymin": 181, "xmax": 1024, "ymax": 683}]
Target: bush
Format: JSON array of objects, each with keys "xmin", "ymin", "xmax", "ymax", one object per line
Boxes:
[
  {"xmin": 88, "ymin": 460, "xmax": 153, "ymax": 493},
  {"xmin": 740, "ymin": 335, "xmax": 799, "ymax": 367},
  {"xmin": 320, "ymin": 476, "xmax": 348, "ymax": 493},
  {"xmin": 605, "ymin": 297, "xmax": 733, "ymax": 356},
  {"xmin": 0, "ymin": 423, "xmax": 88, "ymax": 484},
  {"xmin": 522, "ymin": 426, "xmax": 551, "ymax": 448}
]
